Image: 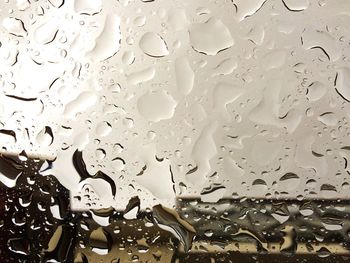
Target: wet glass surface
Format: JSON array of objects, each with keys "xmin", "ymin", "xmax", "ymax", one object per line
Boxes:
[{"xmin": 1, "ymin": 0, "xmax": 350, "ymax": 262}]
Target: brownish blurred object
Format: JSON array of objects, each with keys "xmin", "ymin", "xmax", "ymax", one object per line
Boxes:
[{"xmin": 1, "ymin": 153, "xmax": 350, "ymax": 262}]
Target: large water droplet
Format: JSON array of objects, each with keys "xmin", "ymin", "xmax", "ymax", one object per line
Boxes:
[
  {"xmin": 189, "ymin": 17, "xmax": 234, "ymax": 55},
  {"xmin": 139, "ymin": 32, "xmax": 169, "ymax": 57},
  {"xmin": 137, "ymin": 90, "xmax": 177, "ymax": 122}
]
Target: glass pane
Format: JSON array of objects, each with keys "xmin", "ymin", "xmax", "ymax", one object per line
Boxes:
[{"xmin": 1, "ymin": 0, "xmax": 350, "ymax": 262}]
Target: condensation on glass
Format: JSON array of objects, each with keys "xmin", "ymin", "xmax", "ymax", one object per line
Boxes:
[{"xmin": 1, "ymin": 0, "xmax": 350, "ymax": 262}]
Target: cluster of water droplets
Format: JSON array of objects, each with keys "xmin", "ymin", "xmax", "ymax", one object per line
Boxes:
[{"xmin": 1, "ymin": 0, "xmax": 350, "ymax": 260}]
